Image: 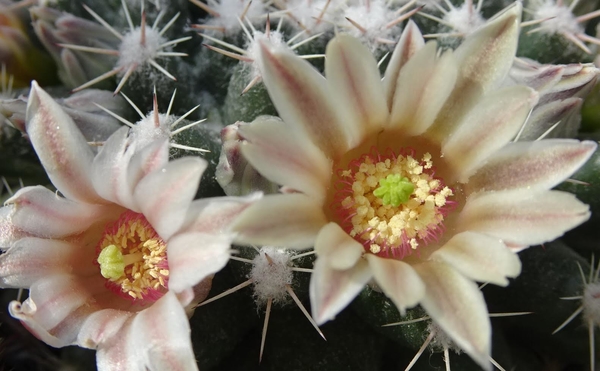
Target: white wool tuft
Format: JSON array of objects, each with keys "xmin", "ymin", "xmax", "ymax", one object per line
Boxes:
[
  {"xmin": 130, "ymin": 111, "xmax": 173, "ymax": 149},
  {"xmin": 117, "ymin": 27, "xmax": 166, "ymax": 70},
  {"xmin": 343, "ymin": 0, "xmax": 400, "ymax": 49},
  {"xmin": 443, "ymin": 2, "xmax": 485, "ymax": 35},
  {"xmin": 249, "ymin": 246, "xmax": 294, "ymax": 305},
  {"xmin": 206, "ymin": 0, "xmax": 266, "ymax": 33},
  {"xmin": 531, "ymin": 0, "xmax": 582, "ymax": 35},
  {"xmin": 246, "ymin": 31, "xmax": 286, "ymax": 78},
  {"xmin": 583, "ymin": 281, "xmax": 600, "ymax": 325}
]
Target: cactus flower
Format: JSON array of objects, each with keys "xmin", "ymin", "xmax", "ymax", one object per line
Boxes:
[{"xmin": 230, "ymin": 3, "xmax": 596, "ymax": 369}]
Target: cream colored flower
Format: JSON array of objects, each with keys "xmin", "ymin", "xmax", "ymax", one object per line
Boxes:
[
  {"xmin": 0, "ymin": 82, "xmax": 256, "ymax": 370},
  {"xmin": 231, "ymin": 3, "xmax": 596, "ymax": 369}
]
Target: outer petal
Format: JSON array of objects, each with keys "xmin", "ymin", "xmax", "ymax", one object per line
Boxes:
[
  {"xmin": 239, "ymin": 116, "xmax": 331, "ymax": 200},
  {"xmin": 0, "ymin": 237, "xmax": 96, "ymax": 287},
  {"xmin": 257, "ymin": 41, "xmax": 350, "ymax": 159},
  {"xmin": 413, "ymin": 261, "xmax": 491, "ymax": 371},
  {"xmin": 315, "ymin": 222, "xmax": 364, "ymax": 271},
  {"xmin": 365, "ymin": 254, "xmax": 425, "ymax": 314},
  {"xmin": 128, "ymin": 291, "xmax": 198, "ymax": 371},
  {"xmin": 3, "ymin": 186, "xmax": 117, "ymax": 238},
  {"xmin": 458, "ymin": 190, "xmax": 591, "ymax": 246},
  {"xmin": 231, "ymin": 194, "xmax": 327, "ymax": 249},
  {"xmin": 518, "ymin": 98, "xmax": 582, "ymax": 141},
  {"xmin": 442, "ymin": 86, "xmax": 538, "ymax": 182},
  {"xmin": 92, "ymin": 127, "xmax": 138, "ymax": 211},
  {"xmin": 383, "ymin": 20, "xmax": 425, "ymax": 110},
  {"xmin": 427, "ymin": 2, "xmax": 521, "ymax": 142},
  {"xmin": 430, "ymin": 232, "xmax": 521, "ymax": 286},
  {"xmin": 179, "ymin": 193, "xmax": 260, "ymax": 235},
  {"xmin": 466, "ymin": 140, "xmax": 597, "ymax": 193},
  {"xmin": 167, "ymin": 232, "xmax": 232, "ymax": 293},
  {"xmin": 326, "ymin": 34, "xmax": 388, "ymax": 144},
  {"xmin": 310, "ymin": 257, "xmax": 372, "ymax": 325},
  {"xmin": 133, "ymin": 157, "xmax": 206, "ymax": 241},
  {"xmin": 90, "ymin": 292, "xmax": 198, "ymax": 371},
  {"xmin": 389, "ymin": 42, "xmax": 457, "ymax": 136},
  {"xmin": 25, "ymin": 81, "xmax": 102, "ymax": 203},
  {"xmin": 127, "ymin": 139, "xmax": 170, "ymax": 191},
  {"xmin": 9, "ymin": 274, "xmax": 107, "ymax": 347}
]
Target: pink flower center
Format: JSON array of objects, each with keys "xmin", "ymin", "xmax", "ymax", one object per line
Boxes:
[
  {"xmin": 95, "ymin": 210, "xmax": 169, "ymax": 302},
  {"xmin": 330, "ymin": 147, "xmax": 456, "ymax": 259}
]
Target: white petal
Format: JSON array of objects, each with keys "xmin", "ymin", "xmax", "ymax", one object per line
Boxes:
[
  {"xmin": 458, "ymin": 190, "xmax": 591, "ymax": 246},
  {"xmin": 0, "ymin": 237, "xmax": 96, "ymax": 287},
  {"xmin": 442, "ymin": 86, "xmax": 538, "ymax": 182},
  {"xmin": 239, "ymin": 116, "xmax": 331, "ymax": 200},
  {"xmin": 383, "ymin": 20, "xmax": 425, "ymax": 110},
  {"xmin": 467, "ymin": 140, "xmax": 597, "ymax": 193},
  {"xmin": 92, "ymin": 127, "xmax": 138, "ymax": 210},
  {"xmin": 365, "ymin": 254, "xmax": 425, "ymax": 314},
  {"xmin": 167, "ymin": 232, "xmax": 231, "ymax": 293},
  {"xmin": 427, "ymin": 2, "xmax": 522, "ymax": 142},
  {"xmin": 315, "ymin": 222, "xmax": 364, "ymax": 270},
  {"xmin": 430, "ymin": 231, "xmax": 521, "ymax": 286},
  {"xmin": 92, "ymin": 292, "xmax": 198, "ymax": 371},
  {"xmin": 518, "ymin": 98, "xmax": 582, "ymax": 141},
  {"xmin": 25, "ymin": 81, "xmax": 102, "ymax": 203},
  {"xmin": 326, "ymin": 34, "xmax": 388, "ymax": 145},
  {"xmin": 310, "ymin": 257, "xmax": 372, "ymax": 325},
  {"xmin": 9, "ymin": 274, "xmax": 107, "ymax": 347},
  {"xmin": 258, "ymin": 41, "xmax": 350, "ymax": 159},
  {"xmin": 4, "ymin": 186, "xmax": 118, "ymax": 238},
  {"xmin": 179, "ymin": 193, "xmax": 261, "ymax": 235},
  {"xmin": 231, "ymin": 193, "xmax": 327, "ymax": 249},
  {"xmin": 128, "ymin": 291, "xmax": 198, "ymax": 371},
  {"xmin": 414, "ymin": 261, "xmax": 491, "ymax": 371},
  {"xmin": 134, "ymin": 157, "xmax": 206, "ymax": 241},
  {"xmin": 389, "ymin": 42, "xmax": 457, "ymax": 136},
  {"xmin": 127, "ymin": 139, "xmax": 170, "ymax": 191}
]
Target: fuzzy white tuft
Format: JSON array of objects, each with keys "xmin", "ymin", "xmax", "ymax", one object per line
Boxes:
[
  {"xmin": 342, "ymin": 0, "xmax": 402, "ymax": 50},
  {"xmin": 130, "ymin": 111, "xmax": 173, "ymax": 148},
  {"xmin": 246, "ymin": 31, "xmax": 286, "ymax": 78},
  {"xmin": 249, "ymin": 247, "xmax": 294, "ymax": 306},
  {"xmin": 443, "ymin": 2, "xmax": 485, "ymax": 35},
  {"xmin": 583, "ymin": 281, "xmax": 600, "ymax": 325},
  {"xmin": 117, "ymin": 27, "xmax": 166, "ymax": 70},
  {"xmin": 206, "ymin": 0, "xmax": 266, "ymax": 33},
  {"xmin": 531, "ymin": 0, "xmax": 582, "ymax": 35}
]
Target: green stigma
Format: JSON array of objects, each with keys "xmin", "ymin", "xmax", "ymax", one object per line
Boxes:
[
  {"xmin": 373, "ymin": 174, "xmax": 414, "ymax": 207},
  {"xmin": 97, "ymin": 244, "xmax": 125, "ymax": 280}
]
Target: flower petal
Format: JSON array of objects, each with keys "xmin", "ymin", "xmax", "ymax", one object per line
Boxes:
[
  {"xmin": 0, "ymin": 237, "xmax": 96, "ymax": 288},
  {"xmin": 134, "ymin": 157, "xmax": 206, "ymax": 241},
  {"xmin": 426, "ymin": 2, "xmax": 522, "ymax": 142},
  {"xmin": 413, "ymin": 261, "xmax": 491, "ymax": 371},
  {"xmin": 25, "ymin": 81, "xmax": 102, "ymax": 203},
  {"xmin": 179, "ymin": 193, "xmax": 260, "ymax": 235},
  {"xmin": 167, "ymin": 232, "xmax": 232, "ymax": 293},
  {"xmin": 310, "ymin": 257, "xmax": 372, "ymax": 325},
  {"xmin": 326, "ymin": 34, "xmax": 388, "ymax": 144},
  {"xmin": 92, "ymin": 127, "xmax": 138, "ymax": 210},
  {"xmin": 315, "ymin": 222, "xmax": 364, "ymax": 270},
  {"xmin": 518, "ymin": 97, "xmax": 582, "ymax": 141},
  {"xmin": 257, "ymin": 41, "xmax": 349, "ymax": 159},
  {"xmin": 430, "ymin": 231, "xmax": 521, "ymax": 286},
  {"xmin": 231, "ymin": 193, "xmax": 327, "ymax": 249},
  {"xmin": 389, "ymin": 41, "xmax": 457, "ymax": 136},
  {"xmin": 458, "ymin": 190, "xmax": 591, "ymax": 246},
  {"xmin": 90, "ymin": 291, "xmax": 198, "ymax": 371},
  {"xmin": 3, "ymin": 185, "xmax": 117, "ymax": 239},
  {"xmin": 365, "ymin": 254, "xmax": 425, "ymax": 314},
  {"xmin": 442, "ymin": 86, "xmax": 538, "ymax": 182},
  {"xmin": 383, "ymin": 20, "xmax": 425, "ymax": 110},
  {"xmin": 127, "ymin": 139, "xmax": 170, "ymax": 191},
  {"xmin": 128, "ymin": 291, "xmax": 198, "ymax": 371},
  {"xmin": 9, "ymin": 273, "xmax": 107, "ymax": 347},
  {"xmin": 466, "ymin": 139, "xmax": 597, "ymax": 193},
  {"xmin": 239, "ymin": 116, "xmax": 331, "ymax": 200}
]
